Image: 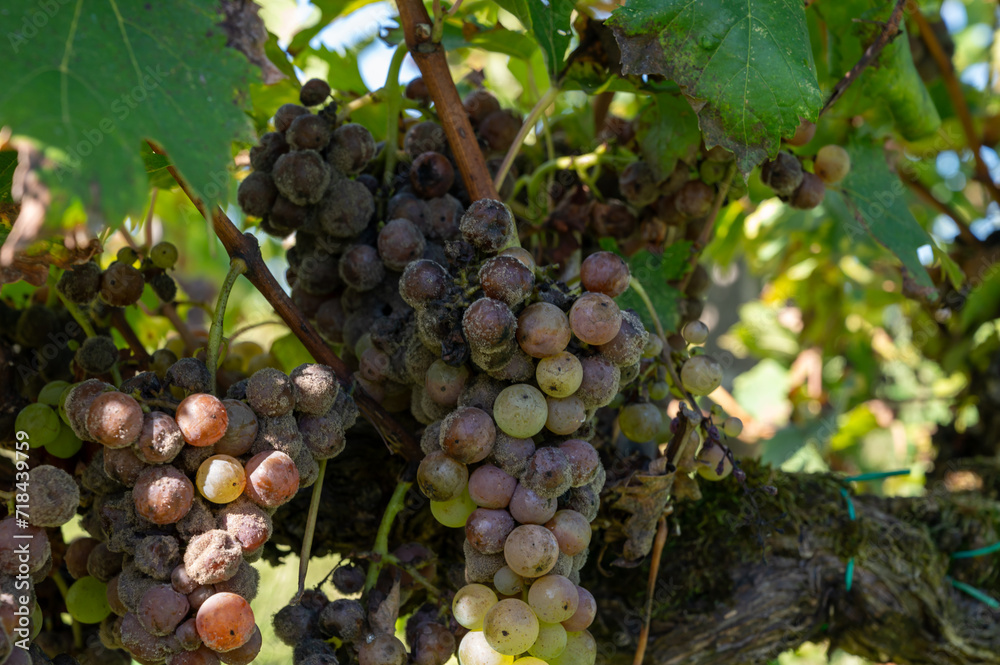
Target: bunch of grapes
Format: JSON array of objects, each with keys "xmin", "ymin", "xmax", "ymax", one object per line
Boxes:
[
  {"xmin": 758, "ymin": 134, "xmax": 851, "ymax": 209},
  {"xmin": 6, "ymin": 350, "xmax": 357, "ymax": 664}
]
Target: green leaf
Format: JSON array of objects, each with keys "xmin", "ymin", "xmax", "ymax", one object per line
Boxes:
[
  {"xmin": 493, "ymin": 0, "xmax": 532, "ymax": 29},
  {"xmin": 0, "ymin": 151, "xmax": 17, "ymax": 205},
  {"xmin": 526, "ymin": 0, "xmax": 574, "ymax": 76},
  {"xmin": 960, "ymin": 267, "xmax": 1000, "ymax": 332},
  {"xmin": 270, "ymin": 333, "xmax": 315, "ymax": 373},
  {"xmin": 0, "ymin": 1, "xmax": 253, "ymax": 229},
  {"xmin": 616, "ymin": 243, "xmax": 692, "ymax": 333},
  {"xmin": 635, "ymin": 94, "xmax": 700, "ymax": 180},
  {"xmin": 494, "ymin": 0, "xmax": 572, "ymax": 75},
  {"xmin": 607, "ymin": 0, "xmax": 823, "ymax": 175},
  {"xmin": 834, "ymin": 134, "xmax": 935, "ymax": 290}
]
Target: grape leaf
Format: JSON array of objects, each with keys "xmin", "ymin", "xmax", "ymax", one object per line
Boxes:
[
  {"xmin": 833, "ymin": 135, "xmax": 935, "ymax": 290},
  {"xmin": 607, "ymin": 0, "xmax": 823, "ymax": 175},
  {"xmin": 0, "ymin": 151, "xmax": 17, "ymax": 204},
  {"xmin": 614, "ymin": 243, "xmax": 692, "ymax": 334},
  {"xmin": 494, "ymin": 0, "xmax": 573, "ymax": 75},
  {"xmin": 0, "ymin": 1, "xmax": 254, "ymax": 231},
  {"xmin": 635, "ymin": 94, "xmax": 700, "ymax": 180}
]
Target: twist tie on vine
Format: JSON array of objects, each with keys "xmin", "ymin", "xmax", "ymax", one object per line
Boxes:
[
  {"xmin": 947, "ymin": 538, "xmax": 1000, "ymax": 608},
  {"xmin": 840, "ymin": 470, "xmax": 911, "ymax": 592}
]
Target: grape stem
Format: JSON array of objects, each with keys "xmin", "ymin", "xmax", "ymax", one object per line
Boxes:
[
  {"xmin": 911, "ymin": 8, "xmax": 1000, "ymax": 205},
  {"xmin": 295, "ymin": 458, "xmax": 327, "ymax": 603},
  {"xmin": 396, "ymin": 0, "xmax": 498, "ymax": 200},
  {"xmin": 364, "ymin": 479, "xmax": 413, "ymax": 593},
  {"xmin": 382, "ymin": 43, "xmax": 410, "ymax": 187},
  {"xmin": 50, "ymin": 570, "xmax": 84, "ymax": 650},
  {"xmin": 493, "ymin": 85, "xmax": 560, "ymax": 191},
  {"xmin": 633, "ymin": 516, "xmax": 668, "ymax": 665},
  {"xmin": 148, "ymin": 141, "xmax": 423, "ymax": 462},
  {"xmin": 819, "ymin": 0, "xmax": 907, "ymax": 117},
  {"xmin": 206, "ymin": 257, "xmax": 247, "ymax": 395},
  {"xmin": 628, "ymin": 276, "xmax": 699, "ymax": 412},
  {"xmin": 678, "ymin": 163, "xmax": 736, "ymax": 294}
]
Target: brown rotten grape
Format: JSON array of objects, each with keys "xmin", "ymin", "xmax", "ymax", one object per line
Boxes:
[
  {"xmin": 580, "ymin": 251, "xmax": 630, "ymax": 298},
  {"xmin": 299, "ymin": 78, "xmax": 331, "ymax": 106},
  {"xmin": 675, "ymin": 180, "xmax": 715, "ymax": 219},
  {"xmin": 761, "ymin": 151, "xmax": 804, "ymax": 196},
  {"xmin": 400, "ymin": 259, "xmax": 449, "ymax": 308},
  {"xmin": 133, "ymin": 466, "xmax": 194, "ymax": 525},
  {"xmin": 410, "ymin": 151, "xmax": 455, "ymax": 199},
  {"xmin": 100, "ymin": 261, "xmax": 145, "ymax": 307},
  {"xmin": 87, "ymin": 392, "xmax": 143, "ymax": 448},
  {"xmin": 378, "ymin": 218, "xmax": 427, "ymax": 271},
  {"xmin": 463, "ymin": 298, "xmax": 517, "ymax": 352},
  {"xmin": 328, "ymin": 123, "xmax": 377, "ymax": 175},
  {"xmin": 460, "ymin": 199, "xmax": 515, "ymax": 254},
  {"xmin": 790, "ymin": 172, "xmax": 826, "ymax": 209},
  {"xmin": 237, "ymin": 171, "xmax": 277, "ymax": 218},
  {"xmin": 272, "ymin": 150, "xmax": 331, "ymax": 206},
  {"xmin": 479, "ymin": 255, "xmax": 534, "ymax": 307},
  {"xmin": 569, "ymin": 292, "xmax": 622, "ymax": 346},
  {"xmin": 440, "ymin": 406, "xmax": 496, "ymax": 464},
  {"xmin": 286, "ymin": 113, "xmax": 332, "ymax": 151}
]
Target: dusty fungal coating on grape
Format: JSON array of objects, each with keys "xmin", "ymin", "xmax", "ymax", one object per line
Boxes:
[
  {"xmin": 57, "ymin": 261, "xmax": 103, "ymax": 303},
  {"xmin": 598, "ymin": 309, "xmax": 649, "ymax": 367},
  {"xmin": 580, "ymin": 251, "xmax": 630, "ymax": 298},
  {"xmin": 86, "ymin": 391, "xmax": 144, "ymax": 448},
  {"xmin": 216, "ymin": 496, "xmax": 272, "ymax": 554},
  {"xmin": 213, "ymin": 400, "xmax": 258, "ymax": 457},
  {"xmin": 288, "ymin": 363, "xmax": 338, "ymax": 415},
  {"xmin": 166, "ymin": 357, "xmax": 213, "ymax": 395},
  {"xmin": 418, "ymin": 450, "xmax": 469, "ymax": 501},
  {"xmin": 522, "ymin": 447, "xmax": 573, "ymax": 499},
  {"xmin": 462, "ymin": 541, "xmax": 507, "ymax": 585},
  {"xmin": 134, "ymin": 535, "xmax": 181, "ymax": 581},
  {"xmin": 286, "ymin": 113, "xmax": 332, "ymax": 151},
  {"xmin": 569, "ymin": 291, "xmax": 623, "ymax": 346},
  {"xmin": 137, "ymin": 584, "xmax": 190, "ymax": 636},
  {"xmin": 761, "ymin": 151, "xmax": 804, "ymax": 196},
  {"xmin": 359, "ymin": 634, "xmax": 408, "ymax": 665},
  {"xmin": 27, "ymin": 465, "xmax": 79, "ymax": 527},
  {"xmin": 274, "ymin": 103, "xmax": 309, "ymax": 132},
  {"xmin": 271, "ymin": 149, "xmax": 331, "ymax": 206},
  {"xmin": 317, "ymin": 178, "xmax": 375, "ymax": 237},
  {"xmin": 250, "ymin": 131, "xmax": 290, "ymax": 171},
  {"xmin": 245, "ymin": 367, "xmax": 296, "ymax": 417},
  {"xmin": 463, "ymin": 297, "xmax": 517, "ymax": 352},
  {"xmin": 328, "ymin": 123, "xmax": 376, "ymax": 175},
  {"xmin": 399, "ymin": 259, "xmax": 449, "ymax": 308},
  {"xmin": 460, "ymin": 199, "xmax": 516, "ymax": 254},
  {"xmin": 479, "ymin": 255, "xmax": 534, "ymax": 308},
  {"xmin": 236, "ymin": 171, "xmax": 277, "ymax": 218},
  {"xmin": 317, "ymin": 598, "xmax": 365, "ymax": 643},
  {"xmin": 183, "ymin": 529, "xmax": 242, "ymax": 586},
  {"xmin": 134, "ymin": 411, "xmax": 185, "ymax": 464},
  {"xmin": 75, "ymin": 335, "xmax": 119, "ymax": 374},
  {"xmin": 132, "ymin": 466, "xmax": 194, "ymax": 525}
]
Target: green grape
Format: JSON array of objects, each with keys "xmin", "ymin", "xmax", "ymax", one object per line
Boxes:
[
  {"xmin": 116, "ymin": 246, "xmax": 139, "ymax": 265},
  {"xmin": 58, "ymin": 382, "xmax": 77, "ymax": 426},
  {"xmin": 681, "ymin": 320, "xmax": 709, "ymax": 345},
  {"xmin": 723, "ymin": 416, "xmax": 743, "ymax": 438},
  {"xmin": 458, "ymin": 631, "xmax": 514, "ymax": 665},
  {"xmin": 150, "ymin": 241, "xmax": 179, "ymax": 269},
  {"xmin": 649, "ymin": 381, "xmax": 670, "ymax": 401},
  {"xmin": 535, "ymin": 352, "xmax": 583, "ymax": 398},
  {"xmin": 528, "ymin": 621, "xmax": 567, "ymax": 659},
  {"xmin": 453, "ymin": 584, "xmax": 499, "ymax": 630},
  {"xmin": 697, "ymin": 443, "xmax": 733, "ymax": 481},
  {"xmin": 641, "ymin": 334, "xmax": 663, "ymax": 359},
  {"xmin": 710, "ymin": 404, "xmax": 727, "ymax": 420},
  {"xmin": 66, "ymin": 576, "xmax": 111, "ymax": 624},
  {"xmin": 430, "ymin": 485, "xmax": 477, "ymax": 528},
  {"xmin": 515, "ymin": 659, "xmax": 549, "ymax": 665},
  {"xmin": 16, "ymin": 403, "xmax": 61, "ymax": 447},
  {"xmin": 680, "ymin": 355, "xmax": 723, "ymax": 396},
  {"xmin": 527, "ymin": 575, "xmax": 579, "ymax": 623},
  {"xmin": 618, "ymin": 403, "xmax": 662, "ymax": 443},
  {"xmin": 38, "ymin": 380, "xmax": 71, "ymax": 406},
  {"xmin": 483, "ymin": 599, "xmax": 539, "ymax": 656},
  {"xmin": 45, "ymin": 422, "xmax": 83, "ymax": 459},
  {"xmin": 549, "ymin": 630, "xmax": 596, "ymax": 665},
  {"xmin": 494, "ymin": 384, "xmax": 548, "ymax": 438},
  {"xmin": 493, "ymin": 566, "xmax": 524, "ymax": 596}
]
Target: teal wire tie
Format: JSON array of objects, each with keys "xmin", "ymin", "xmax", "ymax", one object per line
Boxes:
[
  {"xmin": 950, "ymin": 542, "xmax": 1000, "ymax": 559},
  {"xmin": 844, "ymin": 470, "xmax": 912, "ymax": 483},
  {"xmin": 839, "ymin": 470, "xmax": 910, "ymax": 592},
  {"xmin": 947, "ymin": 577, "xmax": 1000, "ymax": 609}
]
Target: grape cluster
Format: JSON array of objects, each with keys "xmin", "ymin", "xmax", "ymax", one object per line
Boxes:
[
  {"xmin": 759, "ymin": 136, "xmax": 851, "ymax": 209},
  {"xmin": 57, "ymin": 242, "xmax": 180, "ymax": 309},
  {"xmin": 8, "ymin": 352, "xmax": 356, "ymax": 664}
]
